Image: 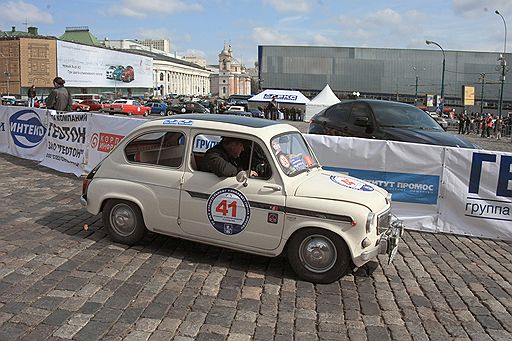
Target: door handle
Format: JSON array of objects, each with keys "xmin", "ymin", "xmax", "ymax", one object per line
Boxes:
[{"xmin": 263, "ymin": 185, "xmax": 282, "ymax": 191}]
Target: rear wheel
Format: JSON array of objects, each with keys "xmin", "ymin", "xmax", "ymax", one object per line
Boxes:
[
  {"xmin": 143, "ymin": 110, "xmax": 149, "ymax": 117},
  {"xmin": 287, "ymin": 228, "xmax": 350, "ymax": 283},
  {"xmin": 102, "ymin": 199, "xmax": 146, "ymax": 245}
]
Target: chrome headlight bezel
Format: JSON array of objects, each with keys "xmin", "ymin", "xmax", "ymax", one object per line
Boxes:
[{"xmin": 365, "ymin": 212, "xmax": 375, "ymax": 234}]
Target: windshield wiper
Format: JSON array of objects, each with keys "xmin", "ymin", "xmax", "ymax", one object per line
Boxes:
[{"xmin": 288, "ymin": 168, "xmax": 309, "ymax": 177}]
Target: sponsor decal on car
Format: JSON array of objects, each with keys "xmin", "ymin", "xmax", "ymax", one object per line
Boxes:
[
  {"xmin": 329, "ymin": 175, "xmax": 374, "ymax": 192},
  {"xmin": 279, "ymin": 154, "xmax": 290, "ymax": 168},
  {"xmin": 9, "ymin": 109, "xmax": 47, "ymax": 148},
  {"xmin": 207, "ymin": 188, "xmax": 251, "ymax": 235},
  {"xmin": 162, "ymin": 119, "xmax": 193, "ymax": 126}
]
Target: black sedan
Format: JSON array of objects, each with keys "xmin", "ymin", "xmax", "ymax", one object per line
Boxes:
[{"xmin": 308, "ymin": 99, "xmax": 475, "ymax": 148}]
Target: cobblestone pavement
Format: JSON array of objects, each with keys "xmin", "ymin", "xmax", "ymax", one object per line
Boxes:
[{"xmin": 1, "ymin": 153, "xmax": 512, "ymax": 341}]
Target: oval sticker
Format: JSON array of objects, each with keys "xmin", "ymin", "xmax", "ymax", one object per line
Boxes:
[{"xmin": 330, "ymin": 175, "xmax": 374, "ymax": 192}]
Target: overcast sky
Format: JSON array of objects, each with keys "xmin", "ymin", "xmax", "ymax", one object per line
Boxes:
[{"xmin": 1, "ymin": 0, "xmax": 511, "ymax": 67}]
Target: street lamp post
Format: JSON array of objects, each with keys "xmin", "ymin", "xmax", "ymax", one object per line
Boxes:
[
  {"xmin": 479, "ymin": 72, "xmax": 486, "ymax": 115},
  {"xmin": 495, "ymin": 10, "xmax": 507, "ymax": 120},
  {"xmin": 425, "ymin": 40, "xmax": 446, "ymax": 100},
  {"xmin": 0, "ymin": 52, "xmax": 10, "ymax": 96},
  {"xmin": 412, "ymin": 66, "xmax": 426, "ymax": 105}
]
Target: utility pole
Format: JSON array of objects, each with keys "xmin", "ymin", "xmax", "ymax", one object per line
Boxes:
[{"xmin": 479, "ymin": 73, "xmax": 486, "ymax": 115}]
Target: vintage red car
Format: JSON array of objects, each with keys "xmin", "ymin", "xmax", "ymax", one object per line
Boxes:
[
  {"xmin": 80, "ymin": 99, "xmax": 105, "ymax": 112},
  {"xmin": 71, "ymin": 101, "xmax": 90, "ymax": 112},
  {"xmin": 102, "ymin": 99, "xmax": 150, "ymax": 116}
]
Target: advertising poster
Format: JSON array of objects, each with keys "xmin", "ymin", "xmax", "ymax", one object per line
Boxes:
[
  {"xmin": 305, "ymin": 134, "xmax": 444, "ymax": 232},
  {"xmin": 57, "ymin": 40, "xmax": 153, "ymax": 88},
  {"xmin": 439, "ymin": 148, "xmax": 512, "ymax": 240},
  {"xmin": 84, "ymin": 114, "xmax": 145, "ymax": 172},
  {"xmin": 463, "ymin": 85, "xmax": 475, "ymax": 106},
  {"xmin": 40, "ymin": 112, "xmax": 88, "ymax": 176},
  {"xmin": 1, "ymin": 106, "xmax": 49, "ymax": 161}
]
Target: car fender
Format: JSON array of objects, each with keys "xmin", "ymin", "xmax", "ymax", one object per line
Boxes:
[{"xmin": 86, "ymin": 178, "xmax": 159, "ymax": 230}]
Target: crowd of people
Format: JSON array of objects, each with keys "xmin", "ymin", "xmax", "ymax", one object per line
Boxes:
[{"xmin": 457, "ymin": 111, "xmax": 511, "ymax": 140}]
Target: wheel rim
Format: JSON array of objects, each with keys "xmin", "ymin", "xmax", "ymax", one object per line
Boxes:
[
  {"xmin": 298, "ymin": 234, "xmax": 337, "ymax": 273},
  {"xmin": 109, "ymin": 203, "xmax": 137, "ymax": 237}
]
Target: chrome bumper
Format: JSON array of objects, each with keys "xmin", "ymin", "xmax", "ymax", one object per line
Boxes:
[
  {"xmin": 355, "ymin": 219, "xmax": 404, "ymax": 266},
  {"xmin": 378, "ymin": 219, "xmax": 404, "ymax": 264}
]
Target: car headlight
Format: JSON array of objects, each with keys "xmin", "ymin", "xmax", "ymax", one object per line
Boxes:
[{"xmin": 366, "ymin": 212, "xmax": 375, "ymax": 233}]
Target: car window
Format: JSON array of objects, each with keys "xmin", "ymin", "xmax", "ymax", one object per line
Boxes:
[
  {"xmin": 348, "ymin": 102, "xmax": 373, "ymax": 125},
  {"xmin": 369, "ymin": 102, "xmax": 442, "ymax": 129},
  {"xmin": 124, "ymin": 131, "xmax": 186, "ymax": 168},
  {"xmin": 271, "ymin": 132, "xmax": 319, "ymax": 177},
  {"xmin": 191, "ymin": 134, "xmax": 272, "ymax": 179},
  {"xmin": 325, "ymin": 102, "xmax": 351, "ymax": 122},
  {"xmin": 133, "ymin": 101, "xmax": 141, "ymax": 106},
  {"xmin": 114, "ymin": 100, "xmax": 127, "ymax": 104}
]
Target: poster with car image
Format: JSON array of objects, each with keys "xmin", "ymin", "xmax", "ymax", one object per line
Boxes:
[{"xmin": 57, "ymin": 41, "xmax": 152, "ymax": 88}]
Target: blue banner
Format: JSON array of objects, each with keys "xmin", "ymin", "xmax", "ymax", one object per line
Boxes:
[{"xmin": 324, "ymin": 167, "xmax": 440, "ymax": 205}]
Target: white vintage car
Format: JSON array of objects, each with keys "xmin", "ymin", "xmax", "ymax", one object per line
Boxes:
[{"xmin": 81, "ymin": 114, "xmax": 403, "ymax": 283}]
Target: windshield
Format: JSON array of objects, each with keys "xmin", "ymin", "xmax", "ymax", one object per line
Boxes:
[
  {"xmin": 370, "ymin": 102, "xmax": 442, "ymax": 130},
  {"xmin": 270, "ymin": 132, "xmax": 320, "ymax": 176}
]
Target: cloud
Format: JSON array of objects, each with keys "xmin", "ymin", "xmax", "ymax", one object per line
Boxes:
[
  {"xmin": 263, "ymin": 0, "xmax": 311, "ymax": 13},
  {"xmin": 367, "ymin": 8, "xmax": 401, "ymax": 26},
  {"xmin": 0, "ymin": 1, "xmax": 53, "ymax": 24},
  {"xmin": 252, "ymin": 27, "xmax": 299, "ymax": 45},
  {"xmin": 312, "ymin": 33, "xmax": 335, "ymax": 46},
  {"xmin": 453, "ymin": 0, "xmax": 512, "ymax": 18},
  {"xmin": 136, "ymin": 28, "xmax": 172, "ymax": 39},
  {"xmin": 108, "ymin": 0, "xmax": 202, "ymax": 18}
]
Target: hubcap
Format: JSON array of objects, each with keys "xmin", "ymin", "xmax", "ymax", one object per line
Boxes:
[
  {"xmin": 110, "ymin": 203, "xmax": 136, "ymax": 237},
  {"xmin": 299, "ymin": 234, "xmax": 337, "ymax": 273}
]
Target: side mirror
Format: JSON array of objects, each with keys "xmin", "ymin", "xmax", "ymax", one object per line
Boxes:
[
  {"xmin": 236, "ymin": 170, "xmax": 248, "ymax": 187},
  {"xmin": 354, "ymin": 117, "xmax": 370, "ymax": 127}
]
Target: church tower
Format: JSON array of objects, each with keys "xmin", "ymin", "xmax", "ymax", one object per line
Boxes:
[{"xmin": 218, "ymin": 42, "xmax": 233, "ymax": 99}]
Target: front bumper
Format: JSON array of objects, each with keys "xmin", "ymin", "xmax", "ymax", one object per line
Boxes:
[{"xmin": 353, "ymin": 219, "xmax": 404, "ymax": 267}]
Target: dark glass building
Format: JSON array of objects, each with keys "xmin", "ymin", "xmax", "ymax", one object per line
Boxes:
[{"xmin": 258, "ymin": 45, "xmax": 511, "ymax": 110}]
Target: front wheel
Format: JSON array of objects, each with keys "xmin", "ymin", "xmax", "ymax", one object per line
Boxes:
[
  {"xmin": 287, "ymin": 228, "xmax": 350, "ymax": 283},
  {"xmin": 102, "ymin": 200, "xmax": 147, "ymax": 245},
  {"xmin": 143, "ymin": 110, "xmax": 149, "ymax": 117}
]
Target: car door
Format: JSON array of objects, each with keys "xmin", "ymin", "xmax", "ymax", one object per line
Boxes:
[
  {"xmin": 322, "ymin": 102, "xmax": 353, "ymax": 136},
  {"xmin": 179, "ymin": 130, "xmax": 286, "ymax": 251},
  {"xmin": 345, "ymin": 102, "xmax": 376, "ymax": 139}
]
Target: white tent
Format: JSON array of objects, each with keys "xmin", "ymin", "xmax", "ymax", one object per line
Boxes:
[
  {"xmin": 305, "ymin": 84, "xmax": 340, "ymax": 122},
  {"xmin": 248, "ymin": 89, "xmax": 310, "ymax": 105}
]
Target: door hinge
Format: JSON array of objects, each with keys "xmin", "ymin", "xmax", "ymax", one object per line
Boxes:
[{"xmin": 177, "ymin": 217, "xmax": 181, "ymax": 226}]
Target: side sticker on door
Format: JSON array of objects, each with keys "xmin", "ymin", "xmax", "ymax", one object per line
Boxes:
[{"xmin": 207, "ymin": 188, "xmax": 251, "ymax": 235}]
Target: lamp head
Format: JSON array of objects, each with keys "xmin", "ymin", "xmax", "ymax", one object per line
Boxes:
[
  {"xmin": 495, "ymin": 10, "xmax": 500, "ymax": 15},
  {"xmin": 426, "ymin": 40, "xmax": 432, "ymax": 45}
]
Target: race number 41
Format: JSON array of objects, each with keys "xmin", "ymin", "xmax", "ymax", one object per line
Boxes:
[{"xmin": 207, "ymin": 188, "xmax": 251, "ymax": 235}]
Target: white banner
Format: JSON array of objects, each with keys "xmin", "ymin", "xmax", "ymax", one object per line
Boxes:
[
  {"xmin": 40, "ymin": 112, "xmax": 89, "ymax": 176},
  {"xmin": 439, "ymin": 148, "xmax": 512, "ymax": 240},
  {"xmin": 0, "ymin": 106, "xmax": 9, "ymax": 154},
  {"xmin": 305, "ymin": 134, "xmax": 444, "ymax": 232},
  {"xmin": 0, "ymin": 106, "xmax": 49, "ymax": 161},
  {"xmin": 57, "ymin": 40, "xmax": 153, "ymax": 88},
  {"xmin": 84, "ymin": 114, "xmax": 146, "ymax": 172}
]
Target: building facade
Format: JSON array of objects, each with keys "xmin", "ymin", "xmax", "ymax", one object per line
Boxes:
[
  {"xmin": 214, "ymin": 43, "xmax": 251, "ymax": 99},
  {"xmin": 259, "ymin": 45, "xmax": 512, "ymax": 109}
]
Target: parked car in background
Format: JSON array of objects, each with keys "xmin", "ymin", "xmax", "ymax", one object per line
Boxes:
[
  {"xmin": 225, "ymin": 105, "xmax": 246, "ymax": 113},
  {"xmin": 14, "ymin": 99, "xmax": 29, "ymax": 106},
  {"xmin": 72, "ymin": 101, "xmax": 91, "ymax": 112},
  {"xmin": 309, "ymin": 99, "xmax": 476, "ymax": 148},
  {"xmin": 249, "ymin": 108, "xmax": 265, "ymax": 118},
  {"xmin": 102, "ymin": 99, "xmax": 151, "ymax": 116},
  {"xmin": 428, "ymin": 112, "xmax": 448, "ymax": 131},
  {"xmin": 81, "ymin": 114, "xmax": 403, "ymax": 283},
  {"xmin": 149, "ymin": 102, "xmax": 171, "ymax": 116},
  {"xmin": 1, "ymin": 96, "xmax": 16, "ymax": 105},
  {"xmin": 80, "ymin": 99, "xmax": 105, "ymax": 112},
  {"xmin": 224, "ymin": 105, "xmax": 252, "ymax": 117}
]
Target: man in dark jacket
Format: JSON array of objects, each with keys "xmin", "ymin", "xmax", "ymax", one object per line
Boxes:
[
  {"xmin": 46, "ymin": 77, "xmax": 72, "ymax": 112},
  {"xmin": 200, "ymin": 137, "xmax": 259, "ymax": 177}
]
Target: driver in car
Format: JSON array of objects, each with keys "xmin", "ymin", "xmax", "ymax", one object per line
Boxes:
[{"xmin": 200, "ymin": 137, "xmax": 258, "ymax": 178}]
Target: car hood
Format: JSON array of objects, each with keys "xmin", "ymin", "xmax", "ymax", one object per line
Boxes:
[
  {"xmin": 380, "ymin": 127, "xmax": 475, "ymax": 148},
  {"xmin": 294, "ymin": 170, "xmax": 388, "ymax": 212}
]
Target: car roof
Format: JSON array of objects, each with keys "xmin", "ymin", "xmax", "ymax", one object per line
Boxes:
[{"xmin": 140, "ymin": 114, "xmax": 297, "ymax": 137}]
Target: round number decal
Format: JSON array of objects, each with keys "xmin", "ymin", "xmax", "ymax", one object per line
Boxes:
[
  {"xmin": 279, "ymin": 154, "xmax": 290, "ymax": 168},
  {"xmin": 207, "ymin": 188, "xmax": 251, "ymax": 235}
]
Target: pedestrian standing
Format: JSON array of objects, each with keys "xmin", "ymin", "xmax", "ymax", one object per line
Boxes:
[
  {"xmin": 475, "ymin": 113, "xmax": 481, "ymax": 135},
  {"xmin": 485, "ymin": 113, "xmax": 493, "ymax": 138},
  {"xmin": 458, "ymin": 111, "xmax": 465, "ymax": 134},
  {"xmin": 27, "ymin": 85, "xmax": 36, "ymax": 107},
  {"xmin": 495, "ymin": 117, "xmax": 502, "ymax": 140},
  {"xmin": 266, "ymin": 95, "xmax": 279, "ymax": 120},
  {"xmin": 46, "ymin": 77, "xmax": 72, "ymax": 112}
]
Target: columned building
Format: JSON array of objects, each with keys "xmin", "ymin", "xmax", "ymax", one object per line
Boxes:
[{"xmin": 128, "ymin": 50, "xmax": 211, "ymax": 97}]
